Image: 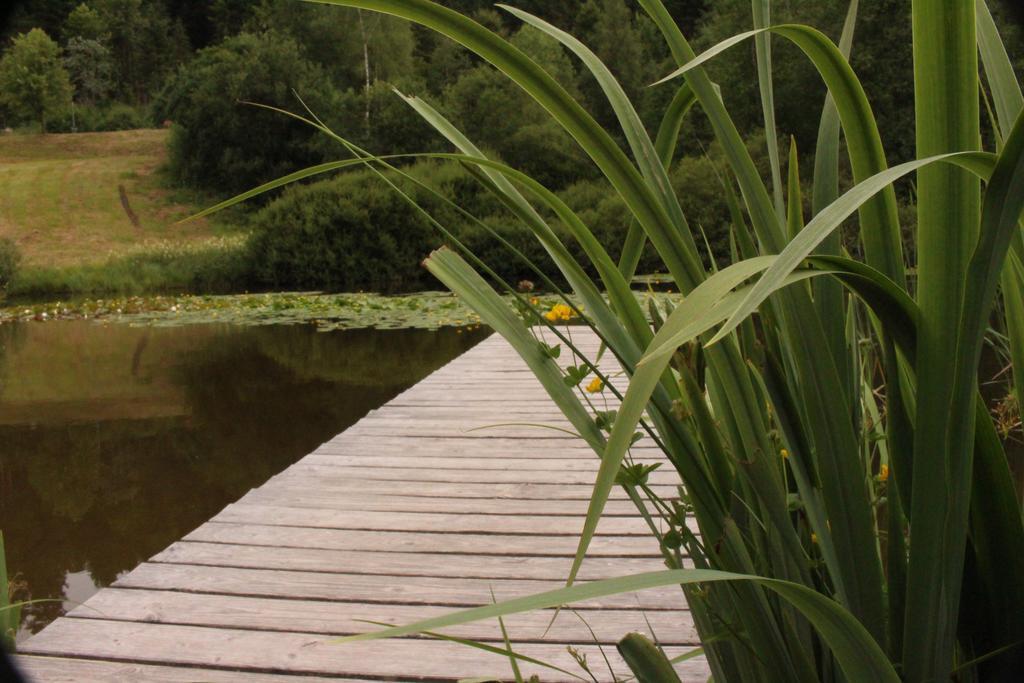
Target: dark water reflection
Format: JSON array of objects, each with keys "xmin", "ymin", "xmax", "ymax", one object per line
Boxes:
[{"xmin": 0, "ymin": 320, "xmax": 488, "ymax": 638}]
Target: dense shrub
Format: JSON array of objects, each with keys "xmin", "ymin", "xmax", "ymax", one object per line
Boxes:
[
  {"xmin": 46, "ymin": 101, "xmax": 151, "ymax": 133},
  {"xmin": 245, "ymin": 160, "xmax": 668, "ymax": 292},
  {"xmin": 93, "ymin": 102, "xmax": 148, "ymax": 130},
  {"xmin": 247, "ymin": 170, "xmax": 441, "ymax": 292},
  {"xmin": 152, "ymin": 31, "xmax": 342, "ymax": 196},
  {"xmin": 0, "ymin": 238, "xmax": 23, "ymax": 291}
]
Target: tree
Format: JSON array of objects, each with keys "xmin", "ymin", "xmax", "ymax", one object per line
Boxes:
[
  {"xmin": 152, "ymin": 31, "xmax": 342, "ymax": 195},
  {"xmin": 250, "ymin": 0, "xmax": 415, "ymax": 92},
  {"xmin": 62, "ymin": 3, "xmax": 108, "ymax": 42},
  {"xmin": 0, "ymin": 28, "xmax": 72, "ymax": 132},
  {"xmin": 91, "ymin": 0, "xmax": 190, "ymax": 103},
  {"xmin": 440, "ymin": 24, "xmax": 590, "ymax": 188},
  {"xmin": 63, "ymin": 36, "xmax": 113, "ymax": 104},
  {"xmin": 1, "ymin": 0, "xmax": 79, "ymax": 43},
  {"xmin": 576, "ymin": 0, "xmax": 648, "ymax": 131}
]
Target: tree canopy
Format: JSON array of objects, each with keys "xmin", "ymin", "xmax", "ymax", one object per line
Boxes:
[{"xmin": 0, "ymin": 28, "xmax": 72, "ymax": 132}]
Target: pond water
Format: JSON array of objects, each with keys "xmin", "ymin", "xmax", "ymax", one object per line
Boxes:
[{"xmin": 0, "ymin": 320, "xmax": 489, "ymax": 639}]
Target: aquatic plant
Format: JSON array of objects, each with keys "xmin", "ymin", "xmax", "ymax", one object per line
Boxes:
[
  {"xmin": 0, "ymin": 290, "xmax": 674, "ymax": 331},
  {"xmin": 206, "ymin": 0, "xmax": 1024, "ymax": 679}
]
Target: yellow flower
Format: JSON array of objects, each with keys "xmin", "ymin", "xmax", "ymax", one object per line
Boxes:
[
  {"xmin": 879, "ymin": 464, "xmax": 889, "ymax": 482},
  {"xmin": 780, "ymin": 448, "xmax": 789, "ymax": 459},
  {"xmin": 530, "ymin": 297, "xmax": 539, "ymax": 306},
  {"xmin": 585, "ymin": 377, "xmax": 604, "ymax": 393},
  {"xmin": 811, "ymin": 532, "xmax": 818, "ymax": 544},
  {"xmin": 545, "ymin": 303, "xmax": 575, "ymax": 322}
]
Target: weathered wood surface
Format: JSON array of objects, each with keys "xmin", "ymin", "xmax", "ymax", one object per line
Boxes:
[{"xmin": 18, "ymin": 329, "xmax": 706, "ymax": 681}]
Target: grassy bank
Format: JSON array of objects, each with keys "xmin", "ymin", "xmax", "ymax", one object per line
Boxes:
[
  {"xmin": 6, "ymin": 236, "xmax": 251, "ymax": 301},
  {"xmin": 0, "ymin": 129, "xmax": 238, "ymax": 268}
]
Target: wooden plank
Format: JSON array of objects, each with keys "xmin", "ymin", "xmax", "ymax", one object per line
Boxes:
[
  {"xmin": 314, "ymin": 438, "xmax": 606, "ymax": 453},
  {"xmin": 14, "ymin": 656, "xmax": 376, "ymax": 683},
  {"xmin": 297, "ymin": 455, "xmax": 669, "ymax": 471},
  {"xmin": 236, "ymin": 489, "xmax": 645, "ymax": 515},
  {"xmin": 311, "ymin": 441, "xmax": 661, "ymax": 460},
  {"xmin": 274, "ymin": 463, "xmax": 677, "ymax": 486},
  {"xmin": 254, "ymin": 478, "xmax": 676, "ymax": 501},
  {"xmin": 212, "ymin": 503, "xmax": 659, "ymax": 535},
  {"xmin": 184, "ymin": 523, "xmax": 661, "ymax": 556},
  {"xmin": 113, "ymin": 563, "xmax": 684, "ymax": 611},
  {"xmin": 252, "ymin": 478, "xmax": 674, "ymax": 501},
  {"xmin": 18, "ymin": 619, "xmax": 708, "ymax": 681},
  {"xmin": 151, "ymin": 541, "xmax": 677, "ymax": 580},
  {"xmin": 68, "ymin": 588, "xmax": 699, "ymax": 644}
]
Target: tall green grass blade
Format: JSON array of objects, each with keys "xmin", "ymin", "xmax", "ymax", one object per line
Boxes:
[
  {"xmin": 964, "ymin": 398, "xmax": 1024, "ymax": 676},
  {"xmin": 184, "ymin": 159, "xmax": 391, "ymax": 221},
  {"xmin": 811, "ymin": 0, "xmax": 858, "ymax": 389},
  {"xmin": 812, "ymin": 0, "xmax": 859, "ymax": 216},
  {"xmin": 618, "ymin": 83, "xmax": 698, "ymax": 280},
  {"xmin": 396, "ymin": 93, "xmax": 650, "ymax": 355},
  {"xmin": 903, "ymin": 3, "xmax": 982, "ymax": 678},
  {"xmin": 638, "ymin": 14, "xmax": 900, "ymax": 640},
  {"xmin": 639, "ymin": 0, "xmax": 784, "ymax": 255},
  {"xmin": 751, "ymin": 0, "xmax": 785, "ymax": 221},
  {"xmin": 704, "ymin": 152, "xmax": 989, "ymax": 347},
  {"xmin": 337, "ymin": 568, "xmax": 900, "ymax": 683},
  {"xmin": 976, "ymin": 0, "xmax": 1024, "ymax": 137},
  {"xmin": 786, "ymin": 137, "xmax": 804, "ymax": 242},
  {"xmin": 360, "ymin": 618, "xmax": 587, "ymax": 681},
  {"xmin": 653, "ymin": 23, "xmax": 904, "ymax": 283},
  {"xmin": 945, "ymin": 107, "xmax": 1024, "ymax": 676},
  {"xmin": 497, "ymin": 4, "xmax": 697, "ymax": 263},
  {"xmin": 424, "ymin": 247, "xmax": 604, "ymax": 452},
  {"xmin": 1002, "ymin": 239, "xmax": 1024, "ymax": 429},
  {"xmin": 590, "ymin": 266, "xmax": 826, "ymax": 571},
  {"xmin": 975, "ymin": 0, "xmax": 1024, "ymax": 478}
]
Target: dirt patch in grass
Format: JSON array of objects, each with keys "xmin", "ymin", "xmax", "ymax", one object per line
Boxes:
[{"xmin": 0, "ymin": 129, "xmax": 237, "ymax": 267}]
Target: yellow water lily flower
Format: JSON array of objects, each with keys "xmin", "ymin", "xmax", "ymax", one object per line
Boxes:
[
  {"xmin": 585, "ymin": 377, "xmax": 604, "ymax": 393},
  {"xmin": 780, "ymin": 448, "xmax": 789, "ymax": 459},
  {"xmin": 879, "ymin": 464, "xmax": 889, "ymax": 482}
]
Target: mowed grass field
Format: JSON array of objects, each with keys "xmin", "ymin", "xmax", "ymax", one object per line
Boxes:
[{"xmin": 0, "ymin": 129, "xmax": 229, "ymax": 267}]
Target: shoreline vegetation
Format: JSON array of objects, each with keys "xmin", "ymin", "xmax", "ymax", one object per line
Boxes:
[
  {"xmin": 0, "ymin": 289, "xmax": 679, "ymax": 331},
  {"xmin": 0, "ymin": 127, "xmax": 688, "ymax": 301}
]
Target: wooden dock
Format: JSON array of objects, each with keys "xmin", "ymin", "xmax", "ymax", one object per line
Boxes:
[{"xmin": 15, "ymin": 329, "xmax": 707, "ymax": 681}]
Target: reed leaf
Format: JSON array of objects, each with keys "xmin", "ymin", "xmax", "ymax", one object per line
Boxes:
[{"xmin": 336, "ymin": 568, "xmax": 900, "ymax": 683}]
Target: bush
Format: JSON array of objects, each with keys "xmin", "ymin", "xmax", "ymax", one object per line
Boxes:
[
  {"xmin": 244, "ymin": 158, "xmax": 728, "ymax": 294},
  {"xmin": 0, "ymin": 238, "xmax": 22, "ymax": 291},
  {"xmin": 243, "ymin": 158, "xmax": 700, "ymax": 293},
  {"xmin": 94, "ymin": 102, "xmax": 148, "ymax": 131},
  {"xmin": 247, "ymin": 170, "xmax": 441, "ymax": 292},
  {"xmin": 46, "ymin": 102, "xmax": 151, "ymax": 133},
  {"xmin": 245, "ymin": 160, "xmax": 642, "ymax": 293},
  {"xmin": 152, "ymin": 31, "xmax": 342, "ymax": 197}
]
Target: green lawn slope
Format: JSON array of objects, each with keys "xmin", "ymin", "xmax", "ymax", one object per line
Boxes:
[{"xmin": 0, "ymin": 129, "xmax": 230, "ymax": 268}]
